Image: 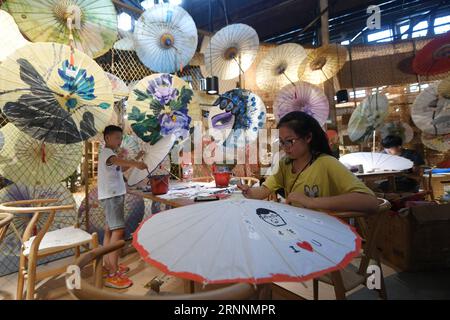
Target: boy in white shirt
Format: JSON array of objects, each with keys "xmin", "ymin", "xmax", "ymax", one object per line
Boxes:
[{"xmin": 98, "ymin": 125, "xmax": 147, "ymax": 289}]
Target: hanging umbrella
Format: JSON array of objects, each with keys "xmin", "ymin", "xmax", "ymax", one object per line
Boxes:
[
  {"xmin": 3, "ymin": 0, "xmax": 118, "ymax": 58},
  {"xmin": 0, "ymin": 183, "xmax": 77, "ymax": 275},
  {"xmin": 411, "ymin": 82, "xmax": 450, "ymax": 135},
  {"xmin": 379, "ymin": 121, "xmax": 414, "ymax": 144},
  {"xmin": 215, "ymin": 89, "xmax": 266, "ymax": 148},
  {"xmin": 203, "ymin": 24, "xmax": 259, "ymax": 80},
  {"xmin": 0, "ymin": 123, "xmax": 83, "ymax": 186},
  {"xmin": 421, "ymin": 133, "xmax": 450, "ymax": 152},
  {"xmin": 78, "ymin": 185, "xmax": 145, "ymax": 243},
  {"xmin": 0, "ymin": 9, "xmax": 29, "ymax": 63},
  {"xmin": 133, "ymin": 198, "xmax": 361, "ymax": 284},
  {"xmin": 297, "ymin": 44, "xmax": 348, "ymax": 84},
  {"xmin": 412, "ymin": 32, "xmax": 450, "ymax": 76},
  {"xmin": 105, "ymin": 72, "xmax": 129, "ymax": 102},
  {"xmin": 438, "ymin": 75, "xmax": 450, "ymax": 99},
  {"xmin": 256, "ymin": 43, "xmax": 307, "ymax": 91},
  {"xmin": 348, "ymin": 94, "xmax": 389, "ymax": 142},
  {"xmin": 0, "ymin": 42, "xmax": 114, "ymax": 144},
  {"xmin": 127, "ymin": 73, "xmax": 195, "ymax": 145},
  {"xmin": 134, "ymin": 4, "xmax": 198, "ymax": 73},
  {"xmin": 127, "ymin": 134, "xmax": 176, "ymax": 186},
  {"xmin": 340, "ymin": 152, "xmax": 413, "ymax": 173},
  {"xmin": 204, "ymin": 105, "xmax": 235, "ymax": 145},
  {"xmin": 273, "ymin": 81, "xmax": 329, "ymax": 126}
]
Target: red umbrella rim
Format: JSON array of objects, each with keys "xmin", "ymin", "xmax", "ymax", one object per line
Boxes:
[{"xmin": 413, "ymin": 32, "xmax": 450, "ymax": 75}]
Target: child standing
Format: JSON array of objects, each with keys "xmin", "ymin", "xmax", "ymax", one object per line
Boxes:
[{"xmin": 98, "ymin": 125, "xmax": 148, "ymax": 289}]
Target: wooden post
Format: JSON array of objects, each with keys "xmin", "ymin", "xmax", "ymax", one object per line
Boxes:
[
  {"xmin": 84, "ymin": 141, "xmax": 90, "ymax": 231},
  {"xmin": 320, "ymin": 0, "xmax": 338, "ymax": 129}
]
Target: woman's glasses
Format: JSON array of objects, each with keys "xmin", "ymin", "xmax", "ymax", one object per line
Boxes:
[{"xmin": 279, "ymin": 138, "xmax": 299, "ymax": 149}]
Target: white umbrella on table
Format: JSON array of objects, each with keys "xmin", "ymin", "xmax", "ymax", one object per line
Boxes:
[
  {"xmin": 339, "ymin": 152, "xmax": 413, "ymax": 173},
  {"xmin": 133, "ymin": 199, "xmax": 361, "ymax": 284}
]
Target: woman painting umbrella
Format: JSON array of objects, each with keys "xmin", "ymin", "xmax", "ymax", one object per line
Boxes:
[{"xmin": 237, "ymin": 111, "xmax": 379, "ymax": 213}]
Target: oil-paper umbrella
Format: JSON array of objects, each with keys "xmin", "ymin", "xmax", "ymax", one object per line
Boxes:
[
  {"xmin": 127, "ymin": 134, "xmax": 176, "ymax": 186},
  {"xmin": 202, "ymin": 24, "xmax": 259, "ymax": 80},
  {"xmin": 379, "ymin": 121, "xmax": 414, "ymax": 144},
  {"xmin": 412, "ymin": 32, "xmax": 450, "ymax": 76},
  {"xmin": 348, "ymin": 94, "xmax": 389, "ymax": 142},
  {"xmin": 105, "ymin": 72, "xmax": 129, "ymax": 102},
  {"xmin": 438, "ymin": 75, "xmax": 450, "ymax": 99},
  {"xmin": 0, "ymin": 183, "xmax": 77, "ymax": 275},
  {"xmin": 339, "ymin": 152, "xmax": 413, "ymax": 173},
  {"xmin": 421, "ymin": 133, "xmax": 450, "ymax": 152},
  {"xmin": 78, "ymin": 186, "xmax": 145, "ymax": 243},
  {"xmin": 273, "ymin": 81, "xmax": 329, "ymax": 126},
  {"xmin": 256, "ymin": 43, "xmax": 307, "ymax": 91},
  {"xmin": 411, "ymin": 82, "xmax": 450, "ymax": 135},
  {"xmin": 133, "ymin": 199, "xmax": 361, "ymax": 284},
  {"xmin": 127, "ymin": 73, "xmax": 195, "ymax": 145},
  {"xmin": 134, "ymin": 4, "xmax": 198, "ymax": 73},
  {"xmin": 0, "ymin": 123, "xmax": 83, "ymax": 186},
  {"xmin": 298, "ymin": 44, "xmax": 348, "ymax": 84},
  {"xmin": 214, "ymin": 89, "xmax": 266, "ymax": 148},
  {"xmin": 0, "ymin": 9, "xmax": 29, "ymax": 62},
  {"xmin": 0, "ymin": 42, "xmax": 114, "ymax": 144},
  {"xmin": 3, "ymin": 0, "xmax": 118, "ymax": 58}
]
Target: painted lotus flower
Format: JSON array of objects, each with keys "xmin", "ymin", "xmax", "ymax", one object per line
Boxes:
[
  {"xmin": 147, "ymin": 74, "xmax": 179, "ymax": 105},
  {"xmin": 58, "ymin": 60, "xmax": 96, "ymax": 104},
  {"xmin": 159, "ymin": 108, "xmax": 191, "ymax": 139}
]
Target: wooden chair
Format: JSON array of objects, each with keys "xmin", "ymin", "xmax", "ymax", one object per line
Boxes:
[
  {"xmin": 313, "ymin": 198, "xmax": 391, "ymax": 300},
  {"xmin": 0, "ymin": 212, "xmax": 13, "ymax": 245},
  {"xmin": 0, "ymin": 199, "xmax": 99, "ymax": 300},
  {"xmin": 66, "ymin": 241, "xmax": 262, "ymax": 300}
]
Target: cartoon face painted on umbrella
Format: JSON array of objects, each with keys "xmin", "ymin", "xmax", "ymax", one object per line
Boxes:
[{"xmin": 256, "ymin": 208, "xmax": 287, "ymax": 227}]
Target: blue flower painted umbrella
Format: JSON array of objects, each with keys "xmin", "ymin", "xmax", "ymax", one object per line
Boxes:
[
  {"xmin": 127, "ymin": 73, "xmax": 195, "ymax": 145},
  {"xmin": 0, "ymin": 42, "xmax": 113, "ymax": 144}
]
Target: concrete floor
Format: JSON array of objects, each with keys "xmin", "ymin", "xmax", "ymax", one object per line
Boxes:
[{"xmin": 1, "ymin": 248, "xmax": 449, "ymax": 300}]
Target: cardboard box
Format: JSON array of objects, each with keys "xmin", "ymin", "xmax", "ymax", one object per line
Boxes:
[{"xmin": 376, "ymin": 203, "xmax": 450, "ymax": 272}]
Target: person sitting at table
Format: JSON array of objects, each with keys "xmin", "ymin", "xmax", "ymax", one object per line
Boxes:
[
  {"xmin": 237, "ymin": 111, "xmax": 379, "ymax": 213},
  {"xmin": 378, "ymin": 135, "xmax": 425, "ymax": 193}
]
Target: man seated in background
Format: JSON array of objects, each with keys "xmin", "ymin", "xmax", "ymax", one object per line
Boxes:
[{"xmin": 378, "ymin": 135, "xmax": 425, "ymax": 192}]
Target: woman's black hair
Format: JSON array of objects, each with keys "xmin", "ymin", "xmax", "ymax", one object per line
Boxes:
[
  {"xmin": 277, "ymin": 111, "xmax": 333, "ymax": 158},
  {"xmin": 381, "ymin": 135, "xmax": 403, "ymax": 148}
]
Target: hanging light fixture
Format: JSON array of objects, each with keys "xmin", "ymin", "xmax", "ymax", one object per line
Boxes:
[{"xmin": 203, "ymin": 0, "xmax": 219, "ymax": 95}]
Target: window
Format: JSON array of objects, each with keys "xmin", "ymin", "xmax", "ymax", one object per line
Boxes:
[
  {"xmin": 341, "ymin": 40, "xmax": 350, "ymax": 45},
  {"xmin": 118, "ymin": 12, "xmax": 132, "ymax": 31},
  {"xmin": 399, "ymin": 24, "xmax": 410, "ymax": 39},
  {"xmin": 412, "ymin": 21, "xmax": 428, "ymax": 38},
  {"xmin": 409, "ymin": 83, "xmax": 429, "ymax": 93},
  {"xmin": 434, "ymin": 15, "xmax": 450, "ymax": 34},
  {"xmin": 367, "ymin": 29, "xmax": 393, "ymax": 43},
  {"xmin": 349, "ymin": 90, "xmax": 366, "ymax": 99}
]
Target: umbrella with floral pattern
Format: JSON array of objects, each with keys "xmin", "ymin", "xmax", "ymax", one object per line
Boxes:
[
  {"xmin": 127, "ymin": 73, "xmax": 195, "ymax": 145},
  {"xmin": 0, "ymin": 42, "xmax": 113, "ymax": 144}
]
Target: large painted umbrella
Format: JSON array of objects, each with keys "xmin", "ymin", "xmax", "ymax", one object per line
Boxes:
[
  {"xmin": 0, "ymin": 9, "xmax": 29, "ymax": 62},
  {"xmin": 348, "ymin": 94, "xmax": 389, "ymax": 142},
  {"xmin": 0, "ymin": 42, "xmax": 114, "ymax": 144},
  {"xmin": 127, "ymin": 73, "xmax": 195, "ymax": 145},
  {"xmin": 256, "ymin": 43, "xmax": 307, "ymax": 91},
  {"xmin": 0, "ymin": 123, "xmax": 83, "ymax": 186},
  {"xmin": 340, "ymin": 152, "xmax": 413, "ymax": 173},
  {"xmin": 3, "ymin": 0, "xmax": 118, "ymax": 58},
  {"xmin": 413, "ymin": 32, "xmax": 450, "ymax": 76},
  {"xmin": 78, "ymin": 186, "xmax": 145, "ymax": 243},
  {"xmin": 273, "ymin": 81, "xmax": 329, "ymax": 126},
  {"xmin": 214, "ymin": 89, "xmax": 266, "ymax": 148},
  {"xmin": 134, "ymin": 4, "xmax": 198, "ymax": 73},
  {"xmin": 105, "ymin": 72, "xmax": 129, "ymax": 102},
  {"xmin": 202, "ymin": 24, "xmax": 259, "ymax": 80},
  {"xmin": 133, "ymin": 199, "xmax": 361, "ymax": 284},
  {"xmin": 298, "ymin": 44, "xmax": 348, "ymax": 84},
  {"xmin": 411, "ymin": 82, "xmax": 450, "ymax": 135},
  {"xmin": 0, "ymin": 183, "xmax": 77, "ymax": 276}
]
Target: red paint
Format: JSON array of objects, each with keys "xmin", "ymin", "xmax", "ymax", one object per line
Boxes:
[{"xmin": 297, "ymin": 241, "xmax": 314, "ymax": 252}]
